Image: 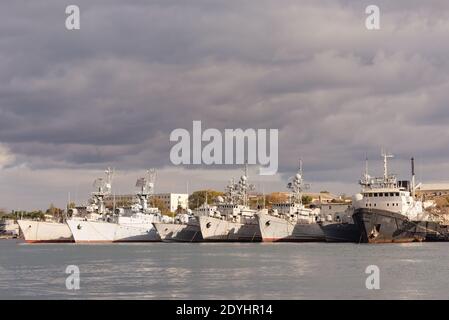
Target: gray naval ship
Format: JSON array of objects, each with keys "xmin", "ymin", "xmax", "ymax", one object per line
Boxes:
[
  {"xmin": 352, "ymin": 153, "xmax": 439, "ymax": 243},
  {"xmin": 153, "ymin": 199, "xmax": 216, "ymax": 242},
  {"xmin": 319, "ymin": 204, "xmax": 361, "ymax": 243},
  {"xmin": 256, "ymin": 161, "xmax": 325, "ymax": 242},
  {"xmin": 198, "ymin": 165, "xmax": 265, "ymax": 242}
]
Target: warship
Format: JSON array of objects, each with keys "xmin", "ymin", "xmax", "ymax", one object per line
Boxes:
[
  {"xmin": 318, "ymin": 161, "xmax": 368, "ymax": 243},
  {"xmin": 198, "ymin": 165, "xmax": 264, "ymax": 242},
  {"xmin": 67, "ymin": 169, "xmax": 167, "ymax": 243},
  {"xmin": 256, "ymin": 161, "xmax": 325, "ymax": 242},
  {"xmin": 17, "ymin": 168, "xmax": 114, "ymax": 243},
  {"xmin": 319, "ymin": 204, "xmax": 361, "ymax": 243},
  {"xmin": 153, "ymin": 195, "xmax": 216, "ymax": 242},
  {"xmin": 352, "ymin": 153, "xmax": 437, "ymax": 243},
  {"xmin": 0, "ymin": 219, "xmax": 19, "ymax": 239},
  {"xmin": 17, "ymin": 220, "xmax": 73, "ymax": 243}
]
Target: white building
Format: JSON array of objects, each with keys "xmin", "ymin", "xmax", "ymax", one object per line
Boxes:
[
  {"xmin": 104, "ymin": 193, "xmax": 189, "ymax": 212},
  {"xmin": 153, "ymin": 193, "xmax": 189, "ymax": 212},
  {"xmin": 416, "ymin": 183, "xmax": 449, "ymax": 197}
]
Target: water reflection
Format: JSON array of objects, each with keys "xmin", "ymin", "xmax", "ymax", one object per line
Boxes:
[{"xmin": 1, "ymin": 241, "xmax": 449, "ymax": 299}]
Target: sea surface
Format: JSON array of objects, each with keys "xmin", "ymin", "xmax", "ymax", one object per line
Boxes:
[{"xmin": 0, "ymin": 239, "xmax": 448, "ymax": 299}]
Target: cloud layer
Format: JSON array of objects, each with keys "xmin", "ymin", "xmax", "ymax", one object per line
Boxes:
[{"xmin": 2, "ymin": 0, "xmax": 449, "ymax": 209}]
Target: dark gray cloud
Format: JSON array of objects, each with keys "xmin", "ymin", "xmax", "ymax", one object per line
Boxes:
[{"xmin": 1, "ymin": 0, "xmax": 449, "ymax": 209}]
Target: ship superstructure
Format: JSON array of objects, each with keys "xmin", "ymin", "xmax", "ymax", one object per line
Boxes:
[
  {"xmin": 352, "ymin": 153, "xmax": 434, "ymax": 243},
  {"xmin": 17, "ymin": 168, "xmax": 115, "ymax": 243},
  {"xmin": 153, "ymin": 193, "xmax": 216, "ymax": 242},
  {"xmin": 256, "ymin": 160, "xmax": 325, "ymax": 242},
  {"xmin": 198, "ymin": 165, "xmax": 265, "ymax": 242},
  {"xmin": 67, "ymin": 169, "xmax": 164, "ymax": 243}
]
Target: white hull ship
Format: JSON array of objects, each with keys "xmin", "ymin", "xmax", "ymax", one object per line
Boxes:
[
  {"xmin": 17, "ymin": 220, "xmax": 73, "ymax": 243},
  {"xmin": 199, "ymin": 209, "xmax": 262, "ymax": 242},
  {"xmin": 68, "ymin": 169, "xmax": 166, "ymax": 243},
  {"xmin": 17, "ymin": 209, "xmax": 105, "ymax": 244},
  {"xmin": 153, "ymin": 203, "xmax": 216, "ymax": 242},
  {"xmin": 198, "ymin": 166, "xmax": 263, "ymax": 242},
  {"xmin": 154, "ymin": 219, "xmax": 202, "ymax": 242},
  {"xmin": 256, "ymin": 212, "xmax": 324, "ymax": 242},
  {"xmin": 17, "ymin": 168, "xmax": 115, "ymax": 243},
  {"xmin": 67, "ymin": 216, "xmax": 161, "ymax": 243},
  {"xmin": 257, "ymin": 161, "xmax": 324, "ymax": 242}
]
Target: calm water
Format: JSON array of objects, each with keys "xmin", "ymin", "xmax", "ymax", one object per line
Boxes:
[{"xmin": 1, "ymin": 239, "xmax": 448, "ymax": 299}]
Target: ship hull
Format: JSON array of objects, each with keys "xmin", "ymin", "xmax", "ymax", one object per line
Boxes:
[
  {"xmin": 153, "ymin": 222, "xmax": 203, "ymax": 242},
  {"xmin": 320, "ymin": 222, "xmax": 362, "ymax": 243},
  {"xmin": 352, "ymin": 208, "xmax": 426, "ymax": 243},
  {"xmin": 256, "ymin": 212, "xmax": 325, "ymax": 242},
  {"xmin": 66, "ymin": 220, "xmax": 161, "ymax": 243},
  {"xmin": 17, "ymin": 220, "xmax": 74, "ymax": 243},
  {"xmin": 198, "ymin": 216, "xmax": 261, "ymax": 242}
]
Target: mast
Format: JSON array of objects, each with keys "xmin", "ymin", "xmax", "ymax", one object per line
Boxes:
[
  {"xmin": 232, "ymin": 163, "xmax": 255, "ymax": 208},
  {"xmin": 287, "ymin": 159, "xmax": 307, "ymax": 205},
  {"xmin": 113, "ymin": 193, "xmax": 116, "ymax": 215},
  {"xmin": 359, "ymin": 155, "xmax": 372, "ymax": 189},
  {"xmin": 365, "ymin": 156, "xmax": 369, "ymax": 178},
  {"xmin": 381, "ymin": 151, "xmax": 393, "ymax": 181},
  {"xmin": 105, "ymin": 167, "xmax": 114, "ymax": 192},
  {"xmin": 225, "ymin": 179, "xmax": 232, "ymax": 204},
  {"xmin": 298, "ymin": 159, "xmax": 303, "ymax": 205},
  {"xmin": 92, "ymin": 167, "xmax": 114, "ymax": 215},
  {"xmin": 65, "ymin": 192, "xmax": 71, "ymax": 221},
  {"xmin": 411, "ymin": 157, "xmax": 416, "ymax": 198},
  {"xmin": 242, "ymin": 163, "xmax": 248, "ymax": 207},
  {"xmin": 262, "ymin": 185, "xmax": 266, "ymax": 209},
  {"xmin": 135, "ymin": 168, "xmax": 156, "ymax": 213}
]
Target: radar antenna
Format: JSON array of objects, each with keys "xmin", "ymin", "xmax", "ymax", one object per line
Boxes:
[
  {"xmin": 381, "ymin": 150, "xmax": 394, "ymax": 181},
  {"xmin": 287, "ymin": 159, "xmax": 309, "ymax": 205},
  {"xmin": 360, "ymin": 156, "xmax": 372, "ymax": 187},
  {"xmin": 238, "ymin": 163, "xmax": 255, "ymax": 207},
  {"xmin": 91, "ymin": 167, "xmax": 114, "ymax": 215},
  {"xmin": 135, "ymin": 168, "xmax": 156, "ymax": 212}
]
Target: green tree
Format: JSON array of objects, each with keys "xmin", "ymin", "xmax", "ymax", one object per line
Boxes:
[
  {"xmin": 188, "ymin": 190, "xmax": 224, "ymax": 209},
  {"xmin": 150, "ymin": 197, "xmax": 170, "ymax": 215},
  {"xmin": 265, "ymin": 192, "xmax": 289, "ymax": 207},
  {"xmin": 46, "ymin": 204, "xmax": 64, "ymax": 221},
  {"xmin": 301, "ymin": 195, "xmax": 313, "ymax": 205},
  {"xmin": 12, "ymin": 210, "xmax": 46, "ymax": 221}
]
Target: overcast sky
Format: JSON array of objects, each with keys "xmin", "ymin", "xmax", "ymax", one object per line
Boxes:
[{"xmin": 1, "ymin": 0, "xmax": 449, "ymax": 210}]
